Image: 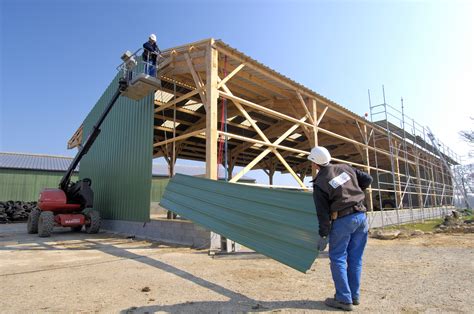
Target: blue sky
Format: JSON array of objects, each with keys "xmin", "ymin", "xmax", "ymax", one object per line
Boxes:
[{"xmin": 1, "ymin": 0, "xmax": 473, "ymax": 185}]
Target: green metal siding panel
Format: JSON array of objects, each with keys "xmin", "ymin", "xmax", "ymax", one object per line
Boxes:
[
  {"xmin": 150, "ymin": 178, "xmax": 170, "ymax": 202},
  {"xmin": 80, "ymin": 74, "xmax": 154, "ymax": 221},
  {"xmin": 160, "ymin": 174, "xmax": 319, "ymax": 273},
  {"xmin": 0, "ymin": 169, "xmax": 78, "ymax": 201}
]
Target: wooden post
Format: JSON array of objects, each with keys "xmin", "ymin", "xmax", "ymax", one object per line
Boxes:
[
  {"xmin": 206, "ymin": 40, "xmax": 218, "ymax": 180},
  {"xmin": 415, "ymin": 153, "xmax": 424, "ymax": 219},
  {"xmin": 311, "ymin": 98, "xmax": 318, "ymax": 178},
  {"xmin": 363, "ymin": 124, "xmax": 373, "ymax": 212},
  {"xmin": 227, "ymin": 156, "xmax": 234, "ymax": 181},
  {"xmin": 206, "ymin": 40, "xmax": 220, "ymax": 250},
  {"xmin": 430, "ymin": 163, "xmax": 437, "ymax": 210},
  {"xmin": 393, "ymin": 141, "xmax": 403, "ymax": 209}
]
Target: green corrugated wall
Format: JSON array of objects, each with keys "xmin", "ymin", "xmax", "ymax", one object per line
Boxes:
[
  {"xmin": 0, "ymin": 169, "xmax": 78, "ymax": 201},
  {"xmin": 79, "ymin": 74, "xmax": 154, "ymax": 221},
  {"xmin": 150, "ymin": 178, "xmax": 170, "ymax": 202}
]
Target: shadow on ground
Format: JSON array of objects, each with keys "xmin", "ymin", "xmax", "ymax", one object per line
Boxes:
[{"xmin": 1, "ymin": 224, "xmax": 333, "ymax": 312}]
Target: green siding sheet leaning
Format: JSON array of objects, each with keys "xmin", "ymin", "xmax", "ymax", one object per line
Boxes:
[
  {"xmin": 160, "ymin": 174, "xmax": 320, "ymax": 273},
  {"xmin": 79, "ymin": 74, "xmax": 154, "ymax": 221}
]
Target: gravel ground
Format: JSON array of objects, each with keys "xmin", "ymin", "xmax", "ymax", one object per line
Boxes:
[{"xmin": 0, "ymin": 223, "xmax": 472, "ymax": 313}]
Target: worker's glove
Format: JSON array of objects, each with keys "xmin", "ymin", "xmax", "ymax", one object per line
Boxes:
[{"xmin": 317, "ymin": 236, "xmax": 329, "ymax": 251}]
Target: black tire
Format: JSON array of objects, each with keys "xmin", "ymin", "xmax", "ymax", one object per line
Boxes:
[
  {"xmin": 85, "ymin": 210, "xmax": 100, "ymax": 234},
  {"xmin": 27, "ymin": 209, "xmax": 41, "ymax": 234},
  {"xmin": 38, "ymin": 211, "xmax": 55, "ymax": 237},
  {"xmin": 71, "ymin": 226, "xmax": 83, "ymax": 232}
]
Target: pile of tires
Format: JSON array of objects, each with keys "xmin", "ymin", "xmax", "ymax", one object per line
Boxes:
[{"xmin": 0, "ymin": 201, "xmax": 38, "ymax": 223}]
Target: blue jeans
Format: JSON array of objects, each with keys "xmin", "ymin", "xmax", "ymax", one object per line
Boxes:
[
  {"xmin": 145, "ymin": 60, "xmax": 156, "ymax": 77},
  {"xmin": 329, "ymin": 211, "xmax": 368, "ymax": 304}
]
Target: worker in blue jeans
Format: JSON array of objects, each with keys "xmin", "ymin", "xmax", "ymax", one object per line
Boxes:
[
  {"xmin": 308, "ymin": 146, "xmax": 372, "ymax": 311},
  {"xmin": 142, "ymin": 34, "xmax": 162, "ymax": 77}
]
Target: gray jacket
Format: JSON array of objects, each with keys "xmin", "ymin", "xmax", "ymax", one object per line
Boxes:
[{"xmin": 312, "ymin": 163, "xmax": 372, "ymax": 237}]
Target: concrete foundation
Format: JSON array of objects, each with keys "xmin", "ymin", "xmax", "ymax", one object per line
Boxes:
[
  {"xmin": 368, "ymin": 206, "xmax": 454, "ymax": 228},
  {"xmin": 101, "ymin": 218, "xmax": 211, "ymax": 248}
]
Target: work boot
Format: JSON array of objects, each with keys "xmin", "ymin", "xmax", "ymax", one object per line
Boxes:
[
  {"xmin": 352, "ymin": 298, "xmax": 360, "ymax": 305},
  {"xmin": 324, "ymin": 298, "xmax": 353, "ymax": 311}
]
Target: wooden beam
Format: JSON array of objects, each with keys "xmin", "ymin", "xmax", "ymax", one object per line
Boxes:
[
  {"xmin": 217, "ymin": 63, "xmax": 246, "ymax": 89},
  {"xmin": 218, "ymin": 79, "xmax": 271, "ymax": 143},
  {"xmin": 296, "ymin": 92, "xmax": 315, "ymax": 124},
  {"xmin": 154, "ymin": 88, "xmax": 201, "ymax": 113},
  {"xmin": 184, "ymin": 53, "xmax": 208, "ymax": 106},
  {"xmin": 317, "ymin": 105, "xmax": 329, "ymax": 125},
  {"xmin": 273, "ymin": 150, "xmax": 307, "ymax": 189},
  {"xmin": 230, "ymin": 116, "xmax": 307, "ymax": 182},
  {"xmin": 219, "ymin": 90, "xmax": 314, "ymax": 128},
  {"xmin": 153, "ymin": 129, "xmax": 205, "ymax": 147}
]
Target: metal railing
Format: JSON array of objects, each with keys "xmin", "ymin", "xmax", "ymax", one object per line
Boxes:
[{"xmin": 117, "ymin": 48, "xmax": 164, "ymax": 84}]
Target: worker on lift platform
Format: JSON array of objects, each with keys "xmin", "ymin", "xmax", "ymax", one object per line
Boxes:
[
  {"xmin": 309, "ymin": 146, "xmax": 372, "ymax": 312},
  {"xmin": 142, "ymin": 34, "xmax": 162, "ymax": 77}
]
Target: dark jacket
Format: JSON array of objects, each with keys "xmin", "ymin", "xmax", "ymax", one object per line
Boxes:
[
  {"xmin": 142, "ymin": 41, "xmax": 161, "ymax": 63},
  {"xmin": 312, "ymin": 163, "xmax": 372, "ymax": 237}
]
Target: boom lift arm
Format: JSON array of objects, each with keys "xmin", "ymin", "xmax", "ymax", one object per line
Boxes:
[{"xmin": 59, "ymin": 78, "xmax": 129, "ymax": 207}]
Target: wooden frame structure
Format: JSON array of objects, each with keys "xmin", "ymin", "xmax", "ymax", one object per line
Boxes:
[{"xmin": 69, "ymin": 38, "xmax": 460, "ymax": 223}]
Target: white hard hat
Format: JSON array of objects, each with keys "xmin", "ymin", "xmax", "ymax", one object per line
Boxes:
[
  {"xmin": 149, "ymin": 34, "xmax": 157, "ymax": 42},
  {"xmin": 308, "ymin": 146, "xmax": 331, "ymax": 166}
]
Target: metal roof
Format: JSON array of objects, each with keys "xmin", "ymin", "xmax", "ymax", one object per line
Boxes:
[
  {"xmin": 0, "ymin": 152, "xmax": 255, "ymax": 181},
  {"xmin": 0, "ymin": 152, "xmax": 79, "ymax": 172},
  {"xmin": 160, "ymin": 174, "xmax": 319, "ymax": 273}
]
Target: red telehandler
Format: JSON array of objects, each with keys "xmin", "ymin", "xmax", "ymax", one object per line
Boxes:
[
  {"xmin": 26, "ymin": 78, "xmax": 129, "ymax": 237},
  {"xmin": 26, "ymin": 49, "xmax": 163, "ymax": 237}
]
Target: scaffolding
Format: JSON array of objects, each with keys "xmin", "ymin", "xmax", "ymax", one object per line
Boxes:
[{"xmin": 368, "ymin": 86, "xmax": 461, "ymax": 227}]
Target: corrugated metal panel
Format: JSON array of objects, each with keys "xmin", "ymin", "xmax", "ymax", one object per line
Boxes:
[
  {"xmin": 79, "ymin": 73, "xmax": 154, "ymax": 222},
  {"xmin": 150, "ymin": 178, "xmax": 170, "ymax": 202},
  {"xmin": 160, "ymin": 174, "xmax": 319, "ymax": 273},
  {"xmin": 0, "ymin": 169, "xmax": 78, "ymax": 201},
  {"xmin": 0, "ymin": 152, "xmax": 79, "ymax": 172}
]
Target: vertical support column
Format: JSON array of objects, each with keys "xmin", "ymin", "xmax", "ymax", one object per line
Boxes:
[
  {"xmin": 430, "ymin": 163, "xmax": 438, "ymax": 212},
  {"xmin": 393, "ymin": 142, "xmax": 403, "ymax": 209},
  {"xmin": 269, "ymin": 167, "xmax": 275, "ymax": 185},
  {"xmin": 206, "ymin": 40, "xmax": 222, "ymax": 251},
  {"xmin": 439, "ymin": 161, "xmax": 447, "ymax": 209},
  {"xmin": 311, "ymin": 99, "xmax": 318, "ymax": 178},
  {"xmin": 227, "ymin": 156, "xmax": 234, "ymax": 182},
  {"xmin": 363, "ymin": 124, "xmax": 373, "ymax": 212},
  {"xmin": 415, "ymin": 153, "xmax": 424, "ymax": 222},
  {"xmin": 206, "ymin": 40, "xmax": 218, "ymax": 180}
]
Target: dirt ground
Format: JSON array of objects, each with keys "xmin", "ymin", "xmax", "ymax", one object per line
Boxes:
[{"xmin": 0, "ymin": 223, "xmax": 473, "ymax": 313}]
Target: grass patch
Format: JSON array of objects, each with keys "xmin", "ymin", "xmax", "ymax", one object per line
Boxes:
[{"xmin": 383, "ymin": 218, "xmax": 444, "ymax": 232}]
